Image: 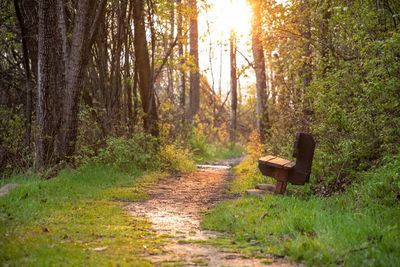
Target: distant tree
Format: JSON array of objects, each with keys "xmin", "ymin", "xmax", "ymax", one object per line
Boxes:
[
  {"xmin": 229, "ymin": 30, "xmax": 237, "ymax": 143},
  {"xmin": 133, "ymin": 0, "xmax": 159, "ymax": 137},
  {"xmin": 13, "ymin": 0, "xmax": 37, "ymax": 147},
  {"xmin": 250, "ymin": 0, "xmax": 269, "ymax": 144},
  {"xmin": 188, "ymin": 0, "xmax": 200, "ymax": 123},
  {"xmin": 177, "ymin": 0, "xmax": 187, "ymax": 122}
]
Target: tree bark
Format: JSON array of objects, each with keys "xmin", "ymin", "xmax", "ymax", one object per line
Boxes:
[
  {"xmin": 251, "ymin": 0, "xmax": 269, "ymax": 143},
  {"xmin": 299, "ymin": 0, "xmax": 312, "ymax": 131},
  {"xmin": 188, "ymin": 0, "xmax": 200, "ymax": 123},
  {"xmin": 56, "ymin": 0, "xmax": 107, "ymax": 160},
  {"xmin": 36, "ymin": 0, "xmax": 64, "ymax": 168},
  {"xmin": 13, "ymin": 0, "xmax": 36, "ymax": 147},
  {"xmin": 229, "ymin": 30, "xmax": 237, "ymax": 143},
  {"xmin": 177, "ymin": 0, "xmax": 186, "ymax": 122},
  {"xmin": 133, "ymin": 0, "xmax": 159, "ymax": 137}
]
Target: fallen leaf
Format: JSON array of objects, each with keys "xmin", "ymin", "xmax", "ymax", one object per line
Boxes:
[{"xmin": 92, "ymin": 247, "xmax": 108, "ymax": 252}]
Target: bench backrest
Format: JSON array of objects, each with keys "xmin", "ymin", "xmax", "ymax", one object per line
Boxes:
[{"xmin": 288, "ymin": 132, "xmax": 315, "ymax": 185}]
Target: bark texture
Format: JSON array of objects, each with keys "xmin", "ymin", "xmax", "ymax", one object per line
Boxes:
[
  {"xmin": 36, "ymin": 0, "xmax": 64, "ymax": 168},
  {"xmin": 188, "ymin": 0, "xmax": 200, "ymax": 123},
  {"xmin": 229, "ymin": 30, "xmax": 237, "ymax": 143},
  {"xmin": 133, "ymin": 0, "xmax": 159, "ymax": 137},
  {"xmin": 251, "ymin": 0, "xmax": 270, "ymax": 143}
]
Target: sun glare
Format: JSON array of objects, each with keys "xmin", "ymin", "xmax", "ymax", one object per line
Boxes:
[
  {"xmin": 225, "ymin": 0, "xmax": 252, "ymax": 34},
  {"xmin": 198, "ymin": 0, "xmax": 254, "ymax": 93},
  {"xmin": 205, "ymin": 0, "xmax": 252, "ymax": 38}
]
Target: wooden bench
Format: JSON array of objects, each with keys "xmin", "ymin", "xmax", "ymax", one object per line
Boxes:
[{"xmin": 258, "ymin": 133, "xmax": 316, "ymax": 194}]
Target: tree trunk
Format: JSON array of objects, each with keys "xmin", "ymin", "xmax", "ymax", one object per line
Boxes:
[
  {"xmin": 177, "ymin": 0, "xmax": 186, "ymax": 122},
  {"xmin": 133, "ymin": 0, "xmax": 159, "ymax": 137},
  {"xmin": 188, "ymin": 0, "xmax": 200, "ymax": 123},
  {"xmin": 35, "ymin": 0, "xmax": 106, "ymax": 167},
  {"xmin": 13, "ymin": 0, "xmax": 36, "ymax": 147},
  {"xmin": 299, "ymin": 0, "xmax": 312, "ymax": 131},
  {"xmin": 251, "ymin": 0, "xmax": 269, "ymax": 143},
  {"xmin": 229, "ymin": 30, "xmax": 237, "ymax": 143},
  {"xmin": 36, "ymin": 0, "xmax": 64, "ymax": 169},
  {"xmin": 56, "ymin": 0, "xmax": 92, "ymax": 160},
  {"xmin": 56, "ymin": 0, "xmax": 106, "ymax": 159}
]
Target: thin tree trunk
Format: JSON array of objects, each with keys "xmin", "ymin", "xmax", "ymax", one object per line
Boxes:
[
  {"xmin": 133, "ymin": 0, "xmax": 159, "ymax": 137},
  {"xmin": 229, "ymin": 30, "xmax": 237, "ymax": 143},
  {"xmin": 167, "ymin": 0, "xmax": 175, "ymax": 98},
  {"xmin": 299, "ymin": 0, "xmax": 312, "ymax": 131},
  {"xmin": 188, "ymin": 0, "xmax": 200, "ymax": 123},
  {"xmin": 13, "ymin": 0, "xmax": 34, "ymax": 147},
  {"xmin": 125, "ymin": 0, "xmax": 133, "ymax": 135},
  {"xmin": 251, "ymin": 0, "xmax": 269, "ymax": 143},
  {"xmin": 177, "ymin": 0, "xmax": 186, "ymax": 122}
]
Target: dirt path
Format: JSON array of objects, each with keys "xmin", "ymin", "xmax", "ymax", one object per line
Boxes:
[{"xmin": 127, "ymin": 159, "xmax": 294, "ymax": 267}]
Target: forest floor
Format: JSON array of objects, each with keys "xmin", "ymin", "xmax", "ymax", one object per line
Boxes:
[{"xmin": 127, "ymin": 158, "xmax": 295, "ymax": 267}]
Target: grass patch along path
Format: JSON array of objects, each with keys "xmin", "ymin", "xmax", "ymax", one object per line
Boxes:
[
  {"xmin": 0, "ymin": 166, "xmax": 167, "ymax": 266},
  {"xmin": 202, "ymin": 156, "xmax": 400, "ymax": 266}
]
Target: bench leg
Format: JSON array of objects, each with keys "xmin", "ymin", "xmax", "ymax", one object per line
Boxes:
[{"xmin": 274, "ymin": 181, "xmax": 288, "ymax": 194}]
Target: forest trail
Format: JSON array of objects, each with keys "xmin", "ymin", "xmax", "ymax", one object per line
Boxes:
[{"xmin": 127, "ymin": 159, "xmax": 294, "ymax": 267}]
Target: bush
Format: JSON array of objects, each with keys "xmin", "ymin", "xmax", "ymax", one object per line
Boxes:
[
  {"xmin": 159, "ymin": 144, "xmax": 196, "ymax": 173},
  {"xmin": 94, "ymin": 133, "xmax": 158, "ymax": 172}
]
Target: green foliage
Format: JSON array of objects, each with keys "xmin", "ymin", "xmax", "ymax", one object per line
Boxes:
[
  {"xmin": 94, "ymin": 133, "xmax": 159, "ymax": 172},
  {"xmin": 0, "ymin": 166, "xmax": 166, "ymax": 266},
  {"xmin": 0, "ymin": 106, "xmax": 25, "ymax": 153},
  {"xmin": 0, "ymin": 106, "xmax": 27, "ymax": 177},
  {"xmin": 229, "ymin": 156, "xmax": 272, "ymax": 194},
  {"xmin": 310, "ymin": 30, "xmax": 400, "ymax": 185},
  {"xmin": 159, "ymin": 144, "xmax": 196, "ymax": 173},
  {"xmin": 229, "ymin": 156, "xmax": 268, "ymax": 193},
  {"xmin": 257, "ymin": 0, "xmax": 400, "ymax": 191},
  {"xmin": 189, "ymin": 123, "xmax": 245, "ymax": 163},
  {"xmin": 82, "ymin": 132, "xmax": 196, "ymax": 174},
  {"xmin": 202, "ymin": 155, "xmax": 400, "ymax": 266},
  {"xmin": 74, "ymin": 106, "xmax": 104, "ymax": 166}
]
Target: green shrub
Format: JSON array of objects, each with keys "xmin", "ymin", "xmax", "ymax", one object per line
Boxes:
[
  {"xmin": 94, "ymin": 133, "xmax": 158, "ymax": 172},
  {"xmin": 159, "ymin": 144, "xmax": 196, "ymax": 173}
]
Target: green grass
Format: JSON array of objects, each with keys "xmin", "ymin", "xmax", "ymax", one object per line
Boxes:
[
  {"xmin": 0, "ymin": 165, "xmax": 167, "ymax": 266},
  {"xmin": 202, "ymin": 155, "xmax": 400, "ymax": 266},
  {"xmin": 228, "ymin": 155, "xmax": 274, "ymax": 193},
  {"xmin": 193, "ymin": 143, "xmax": 246, "ymax": 164}
]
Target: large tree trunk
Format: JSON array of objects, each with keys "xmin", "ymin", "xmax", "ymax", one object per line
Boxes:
[
  {"xmin": 133, "ymin": 0, "xmax": 159, "ymax": 137},
  {"xmin": 229, "ymin": 30, "xmax": 237, "ymax": 143},
  {"xmin": 35, "ymin": 0, "xmax": 64, "ymax": 169},
  {"xmin": 55, "ymin": 0, "xmax": 91, "ymax": 159},
  {"xmin": 56, "ymin": 0, "xmax": 107, "ymax": 160},
  {"xmin": 251, "ymin": 0, "xmax": 269, "ymax": 143},
  {"xmin": 36, "ymin": 0, "xmax": 106, "ymax": 168},
  {"xmin": 188, "ymin": 0, "xmax": 200, "ymax": 123}
]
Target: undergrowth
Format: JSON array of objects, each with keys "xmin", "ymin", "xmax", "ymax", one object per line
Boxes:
[
  {"xmin": 0, "ymin": 133, "xmax": 199, "ymax": 266},
  {"xmin": 202, "ymin": 154, "xmax": 400, "ymax": 266}
]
